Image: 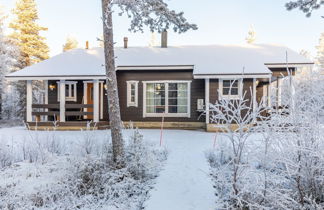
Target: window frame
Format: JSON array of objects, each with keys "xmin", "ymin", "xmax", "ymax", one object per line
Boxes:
[
  {"xmin": 126, "ymin": 80, "xmax": 139, "ymax": 107},
  {"xmin": 57, "ymin": 81, "xmax": 78, "ymax": 102},
  {"xmin": 219, "ymin": 79, "xmax": 243, "ymax": 100},
  {"xmin": 143, "ymin": 80, "xmax": 191, "ymax": 118}
]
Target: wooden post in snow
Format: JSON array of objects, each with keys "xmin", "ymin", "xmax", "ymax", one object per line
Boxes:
[{"xmin": 160, "ymin": 113, "xmax": 165, "ymax": 147}]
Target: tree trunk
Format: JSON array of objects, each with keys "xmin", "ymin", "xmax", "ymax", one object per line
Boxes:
[{"xmin": 101, "ymin": 0, "xmax": 125, "ymax": 168}]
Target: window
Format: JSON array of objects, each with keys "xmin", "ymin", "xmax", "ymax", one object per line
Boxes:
[
  {"xmin": 219, "ymin": 79, "xmax": 242, "ymax": 99},
  {"xmin": 57, "ymin": 81, "xmax": 77, "ymax": 102},
  {"xmin": 127, "ymin": 81, "xmax": 138, "ymax": 107},
  {"xmin": 143, "ymin": 81, "xmax": 191, "ymax": 117}
]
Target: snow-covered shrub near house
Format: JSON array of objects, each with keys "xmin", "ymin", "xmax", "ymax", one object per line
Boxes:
[
  {"xmin": 207, "ymin": 69, "xmax": 324, "ymax": 209},
  {"xmin": 0, "ymin": 128, "xmax": 167, "ymax": 209},
  {"xmin": 268, "ymin": 69, "xmax": 324, "ymax": 208},
  {"xmin": 206, "ymin": 89, "xmax": 271, "ymax": 209}
]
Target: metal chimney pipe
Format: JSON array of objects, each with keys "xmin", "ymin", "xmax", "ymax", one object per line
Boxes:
[
  {"xmin": 161, "ymin": 30, "xmax": 168, "ymax": 48},
  {"xmin": 124, "ymin": 37, "xmax": 128, "ymax": 49}
]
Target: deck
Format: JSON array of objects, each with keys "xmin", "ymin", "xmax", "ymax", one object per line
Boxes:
[
  {"xmin": 26, "ymin": 121, "xmax": 110, "ymax": 131},
  {"xmin": 26, "ymin": 121, "xmax": 206, "ymax": 131}
]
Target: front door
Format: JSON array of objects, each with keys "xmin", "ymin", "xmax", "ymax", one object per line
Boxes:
[{"xmin": 87, "ymin": 83, "xmax": 94, "ymax": 119}]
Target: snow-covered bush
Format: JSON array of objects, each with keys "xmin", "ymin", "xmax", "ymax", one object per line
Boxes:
[
  {"xmin": 267, "ymin": 69, "xmax": 324, "ymax": 208},
  {"xmin": 0, "ymin": 128, "xmax": 167, "ymax": 209},
  {"xmin": 207, "ymin": 69, "xmax": 324, "ymax": 209},
  {"xmin": 206, "ymin": 88, "xmax": 269, "ymax": 208}
]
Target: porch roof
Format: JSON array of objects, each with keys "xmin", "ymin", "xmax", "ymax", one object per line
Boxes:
[{"xmin": 6, "ymin": 44, "xmax": 312, "ymax": 80}]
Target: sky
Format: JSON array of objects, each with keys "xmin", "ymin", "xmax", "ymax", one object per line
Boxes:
[{"xmin": 1, "ymin": 0, "xmax": 323, "ymax": 57}]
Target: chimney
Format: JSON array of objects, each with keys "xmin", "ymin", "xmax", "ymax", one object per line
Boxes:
[
  {"xmin": 161, "ymin": 30, "xmax": 168, "ymax": 48},
  {"xmin": 123, "ymin": 37, "xmax": 128, "ymax": 49},
  {"xmin": 86, "ymin": 41, "xmax": 89, "ymax": 50}
]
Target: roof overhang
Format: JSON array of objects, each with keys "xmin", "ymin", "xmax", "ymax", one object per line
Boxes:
[
  {"xmin": 265, "ymin": 63, "xmax": 314, "ymax": 68},
  {"xmin": 5, "ymin": 75, "xmax": 106, "ymax": 81},
  {"xmin": 116, "ymin": 65, "xmax": 194, "ymax": 71},
  {"xmin": 193, "ymin": 73, "xmax": 272, "ymax": 79}
]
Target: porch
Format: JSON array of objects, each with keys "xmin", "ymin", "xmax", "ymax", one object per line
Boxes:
[{"xmin": 26, "ymin": 79, "xmax": 107, "ymax": 125}]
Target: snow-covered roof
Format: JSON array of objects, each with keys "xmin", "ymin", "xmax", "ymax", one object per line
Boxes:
[{"xmin": 6, "ymin": 44, "xmax": 312, "ymax": 79}]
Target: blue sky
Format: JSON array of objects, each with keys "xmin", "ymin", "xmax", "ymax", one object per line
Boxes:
[{"xmin": 2, "ymin": 0, "xmax": 323, "ymax": 56}]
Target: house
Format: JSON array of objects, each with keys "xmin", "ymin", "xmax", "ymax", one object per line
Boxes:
[{"xmin": 6, "ymin": 34, "xmax": 313, "ymax": 131}]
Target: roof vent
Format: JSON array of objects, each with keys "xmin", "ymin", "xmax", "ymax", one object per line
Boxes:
[
  {"xmin": 86, "ymin": 41, "xmax": 89, "ymax": 50},
  {"xmin": 161, "ymin": 30, "xmax": 167, "ymax": 48},
  {"xmin": 124, "ymin": 37, "xmax": 128, "ymax": 49}
]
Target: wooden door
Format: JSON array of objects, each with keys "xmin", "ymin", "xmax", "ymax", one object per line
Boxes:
[{"xmin": 87, "ymin": 83, "xmax": 94, "ymax": 119}]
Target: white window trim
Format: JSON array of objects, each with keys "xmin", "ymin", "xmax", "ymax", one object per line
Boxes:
[
  {"xmin": 127, "ymin": 81, "xmax": 139, "ymax": 107},
  {"xmin": 57, "ymin": 81, "xmax": 77, "ymax": 102},
  {"xmin": 142, "ymin": 80, "xmax": 191, "ymax": 118},
  {"xmin": 219, "ymin": 79, "xmax": 243, "ymax": 100}
]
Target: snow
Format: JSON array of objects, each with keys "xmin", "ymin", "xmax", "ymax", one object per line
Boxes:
[
  {"xmin": 6, "ymin": 44, "xmax": 312, "ymax": 80},
  {"xmin": 143, "ymin": 130, "xmax": 216, "ymax": 210},
  {"xmin": 0, "ymin": 127, "xmax": 217, "ymax": 209}
]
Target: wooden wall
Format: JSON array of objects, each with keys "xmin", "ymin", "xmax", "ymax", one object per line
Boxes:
[
  {"xmin": 46, "ymin": 76, "xmax": 268, "ymax": 123},
  {"xmin": 116, "ymin": 70, "xmax": 206, "ymax": 123}
]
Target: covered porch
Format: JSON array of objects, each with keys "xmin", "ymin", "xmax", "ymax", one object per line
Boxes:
[{"xmin": 24, "ymin": 79, "xmax": 108, "ymax": 129}]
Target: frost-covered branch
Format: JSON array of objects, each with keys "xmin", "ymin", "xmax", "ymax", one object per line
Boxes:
[
  {"xmin": 285, "ymin": 0, "xmax": 324, "ymax": 17},
  {"xmin": 111, "ymin": 0, "xmax": 197, "ymax": 33}
]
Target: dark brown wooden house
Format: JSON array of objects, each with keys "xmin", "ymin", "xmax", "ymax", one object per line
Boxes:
[{"xmin": 6, "ymin": 39, "xmax": 313, "ymax": 131}]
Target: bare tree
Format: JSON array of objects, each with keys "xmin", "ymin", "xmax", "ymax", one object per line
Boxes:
[
  {"xmin": 208, "ymin": 86, "xmax": 268, "ymax": 208},
  {"xmin": 101, "ymin": 0, "xmax": 197, "ymax": 168}
]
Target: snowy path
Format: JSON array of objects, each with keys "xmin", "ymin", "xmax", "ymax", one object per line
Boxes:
[{"xmin": 143, "ymin": 130, "xmax": 216, "ymax": 210}]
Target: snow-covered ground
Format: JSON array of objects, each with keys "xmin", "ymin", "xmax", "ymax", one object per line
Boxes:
[
  {"xmin": 144, "ymin": 130, "xmax": 216, "ymax": 210},
  {"xmin": 0, "ymin": 127, "xmax": 218, "ymax": 210}
]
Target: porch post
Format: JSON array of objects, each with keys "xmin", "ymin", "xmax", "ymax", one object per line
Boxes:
[
  {"xmin": 44, "ymin": 80, "xmax": 48, "ymax": 121},
  {"xmin": 93, "ymin": 79, "xmax": 99, "ymax": 123},
  {"xmin": 26, "ymin": 80, "xmax": 32, "ymax": 122},
  {"xmin": 277, "ymin": 77, "xmax": 282, "ymax": 108},
  {"xmin": 59, "ymin": 80, "xmax": 66, "ymax": 122},
  {"xmin": 253, "ymin": 78, "xmax": 257, "ymax": 112},
  {"xmin": 267, "ymin": 77, "xmax": 271, "ymax": 108},
  {"xmin": 205, "ymin": 78, "xmax": 210, "ymax": 124},
  {"xmin": 83, "ymin": 82, "xmax": 88, "ymax": 119}
]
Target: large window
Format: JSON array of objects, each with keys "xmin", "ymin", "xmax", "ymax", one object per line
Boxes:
[
  {"xmin": 144, "ymin": 81, "xmax": 191, "ymax": 117},
  {"xmin": 219, "ymin": 79, "xmax": 242, "ymax": 99},
  {"xmin": 57, "ymin": 81, "xmax": 77, "ymax": 102}
]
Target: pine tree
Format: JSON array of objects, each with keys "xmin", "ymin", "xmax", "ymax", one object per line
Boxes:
[
  {"xmin": 148, "ymin": 32, "xmax": 158, "ymax": 47},
  {"xmin": 63, "ymin": 36, "xmax": 78, "ymax": 52},
  {"xmin": 9, "ymin": 0, "xmax": 49, "ymax": 120},
  {"xmin": 316, "ymin": 32, "xmax": 324, "ymax": 70},
  {"xmin": 9, "ymin": 0, "xmax": 49, "ymax": 67},
  {"xmin": 246, "ymin": 25, "xmax": 256, "ymax": 44},
  {"xmin": 101, "ymin": 0, "xmax": 197, "ymax": 168},
  {"xmin": 0, "ymin": 9, "xmax": 17, "ymax": 119}
]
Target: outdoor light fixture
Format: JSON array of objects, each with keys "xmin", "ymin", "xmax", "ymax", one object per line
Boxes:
[
  {"xmin": 49, "ymin": 84, "xmax": 56, "ymax": 91},
  {"xmin": 104, "ymin": 84, "xmax": 107, "ymax": 90}
]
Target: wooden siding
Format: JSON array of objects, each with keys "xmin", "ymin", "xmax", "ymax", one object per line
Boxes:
[
  {"xmin": 116, "ymin": 70, "xmax": 206, "ymax": 123},
  {"xmin": 45, "ymin": 76, "xmax": 268, "ymax": 124},
  {"xmin": 269, "ymin": 67, "xmax": 296, "ymax": 77}
]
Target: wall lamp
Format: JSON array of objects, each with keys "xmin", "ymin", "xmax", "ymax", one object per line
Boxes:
[{"xmin": 49, "ymin": 84, "xmax": 56, "ymax": 91}]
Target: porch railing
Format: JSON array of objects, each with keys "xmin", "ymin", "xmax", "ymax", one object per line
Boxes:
[{"xmin": 32, "ymin": 104, "xmax": 94, "ymax": 117}]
